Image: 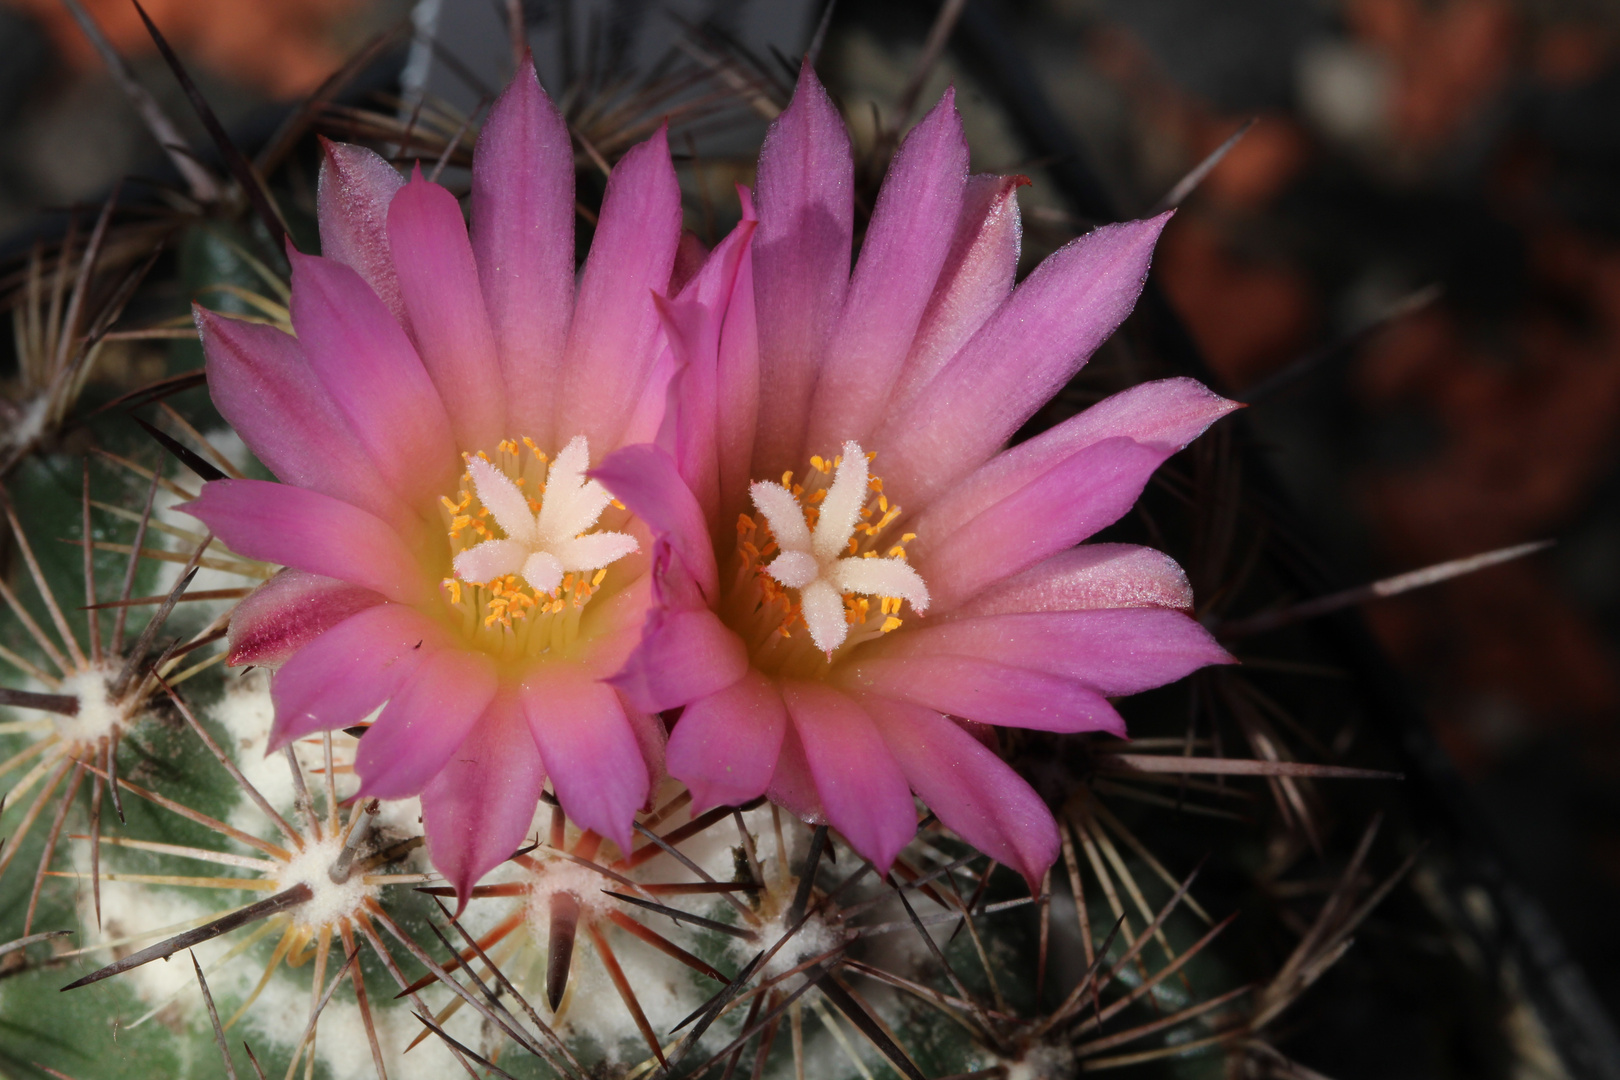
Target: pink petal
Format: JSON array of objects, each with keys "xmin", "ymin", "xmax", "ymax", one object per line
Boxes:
[
  {"xmin": 605, "ymin": 532, "xmax": 745, "ymax": 712},
  {"xmin": 226, "ymin": 568, "xmax": 383, "ymax": 668},
  {"xmin": 918, "ymin": 436, "xmax": 1166, "ymax": 612},
  {"xmin": 766, "ymin": 717, "xmax": 824, "ymax": 824},
  {"xmin": 520, "ymin": 670, "xmax": 650, "ymax": 852},
  {"xmin": 751, "ymin": 62, "xmax": 853, "ymax": 477},
  {"xmin": 269, "ymin": 603, "xmax": 446, "ymax": 749},
  {"xmin": 866, "ymin": 696, "xmax": 1059, "ymax": 892},
  {"xmin": 388, "ymin": 170, "xmax": 506, "ymax": 451},
  {"xmin": 559, "ymin": 126, "xmax": 682, "ymax": 452},
  {"xmin": 953, "ymin": 544, "xmax": 1192, "ymax": 618},
  {"xmin": 875, "ymin": 609, "xmax": 1233, "ymax": 696},
  {"xmin": 610, "ymin": 601, "xmax": 747, "ymax": 712},
  {"xmin": 652, "ymin": 217, "xmax": 757, "ymax": 522},
  {"xmin": 422, "ymin": 694, "xmax": 545, "ymax": 909},
  {"xmin": 196, "ymin": 306, "xmax": 419, "ymax": 538},
  {"xmin": 181, "ymin": 479, "xmax": 432, "ymax": 605},
  {"xmin": 895, "ymin": 175, "xmax": 1024, "ymax": 401},
  {"xmin": 316, "ymin": 139, "xmax": 408, "ymax": 330},
  {"xmin": 807, "ymin": 90, "xmax": 967, "ymax": 450},
  {"xmin": 356, "ymin": 648, "xmax": 498, "ymax": 799},
  {"xmin": 916, "ymin": 377, "xmax": 1239, "ymax": 542},
  {"xmin": 717, "ymin": 188, "xmax": 761, "ymax": 527},
  {"xmin": 874, "ymin": 213, "xmax": 1171, "ymax": 505},
  {"xmin": 288, "ymin": 251, "xmax": 458, "ymax": 507},
  {"xmin": 840, "ymin": 655, "xmax": 1126, "ymax": 736},
  {"xmin": 592, "ymin": 444, "xmax": 718, "ymax": 600},
  {"xmin": 471, "ymin": 61, "xmax": 574, "ymax": 448},
  {"xmin": 781, "ymin": 680, "xmax": 916, "ymax": 874},
  {"xmin": 666, "ymin": 670, "xmax": 787, "ymax": 813}
]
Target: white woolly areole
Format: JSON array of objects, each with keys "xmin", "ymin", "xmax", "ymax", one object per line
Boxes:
[
  {"xmin": 750, "ymin": 440, "xmax": 930, "ymax": 654},
  {"xmin": 274, "ymin": 833, "xmax": 374, "ymax": 929},
  {"xmin": 54, "ymin": 666, "xmax": 123, "ymax": 745},
  {"xmin": 452, "ymin": 435, "xmax": 638, "ymax": 592}
]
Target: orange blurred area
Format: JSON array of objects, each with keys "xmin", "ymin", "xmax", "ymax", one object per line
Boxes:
[{"xmin": 3, "ymin": 0, "xmax": 372, "ymax": 98}]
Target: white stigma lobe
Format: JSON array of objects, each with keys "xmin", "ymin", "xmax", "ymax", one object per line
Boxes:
[
  {"xmin": 452, "ymin": 436, "xmax": 638, "ymax": 593},
  {"xmin": 750, "ymin": 440, "xmax": 929, "ymax": 655}
]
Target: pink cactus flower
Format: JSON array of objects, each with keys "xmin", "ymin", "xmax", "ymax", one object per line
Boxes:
[
  {"xmin": 182, "ymin": 61, "xmax": 728, "ymax": 901},
  {"xmin": 596, "ymin": 66, "xmax": 1238, "ymax": 890}
]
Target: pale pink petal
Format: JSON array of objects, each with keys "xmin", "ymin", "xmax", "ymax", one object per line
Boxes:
[
  {"xmin": 196, "ymin": 306, "xmax": 419, "ymax": 537},
  {"xmin": 471, "ymin": 61, "xmax": 574, "ymax": 447},
  {"xmin": 558, "ymin": 126, "xmax": 682, "ymax": 452},
  {"xmin": 388, "ymin": 171, "xmax": 506, "ymax": 450},
  {"xmin": 866, "ymin": 696, "xmax": 1059, "ymax": 892},
  {"xmin": 716, "ymin": 200, "xmax": 761, "ymax": 528},
  {"xmin": 840, "ymin": 655, "xmax": 1126, "ymax": 736},
  {"xmin": 806, "ymin": 90, "xmax": 967, "ymax": 450},
  {"xmin": 651, "ymin": 217, "xmax": 757, "ymax": 521},
  {"xmin": 953, "ymin": 544, "xmax": 1192, "ymax": 618},
  {"xmin": 874, "ymin": 609, "xmax": 1233, "ymax": 696},
  {"xmin": 316, "ymin": 139, "xmax": 408, "ymax": 329},
  {"xmin": 181, "ymin": 480, "xmax": 432, "ymax": 605},
  {"xmin": 268, "ymin": 603, "xmax": 446, "ymax": 749},
  {"xmin": 751, "ymin": 63, "xmax": 854, "ymax": 477},
  {"xmin": 356, "ymin": 648, "xmax": 498, "ymax": 799},
  {"xmin": 520, "ymin": 670, "xmax": 650, "ymax": 852},
  {"xmin": 288, "ymin": 251, "xmax": 457, "ymax": 507},
  {"xmin": 607, "ymin": 536, "xmax": 746, "ymax": 711},
  {"xmin": 422, "ymin": 693, "xmax": 545, "ymax": 908},
  {"xmin": 781, "ymin": 680, "xmax": 916, "ymax": 874},
  {"xmin": 918, "ymin": 437, "xmax": 1165, "ymax": 612},
  {"xmin": 767, "ymin": 716, "xmax": 824, "ymax": 824},
  {"xmin": 226, "ymin": 568, "xmax": 383, "ymax": 668},
  {"xmin": 916, "ymin": 377, "xmax": 1239, "ymax": 542},
  {"xmin": 592, "ymin": 444, "xmax": 718, "ymax": 599},
  {"xmin": 610, "ymin": 604, "xmax": 747, "ymax": 713},
  {"xmin": 666, "ymin": 670, "xmax": 787, "ymax": 813},
  {"xmin": 874, "ymin": 213, "xmax": 1172, "ymax": 505},
  {"xmin": 895, "ymin": 175, "xmax": 1024, "ymax": 401}
]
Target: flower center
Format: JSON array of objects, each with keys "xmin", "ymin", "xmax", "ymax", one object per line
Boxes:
[
  {"xmin": 726, "ymin": 440, "xmax": 928, "ymax": 674},
  {"xmin": 438, "ymin": 435, "xmax": 638, "ymax": 661}
]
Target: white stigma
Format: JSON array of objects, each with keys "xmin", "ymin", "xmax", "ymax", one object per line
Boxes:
[
  {"xmin": 452, "ymin": 435, "xmax": 638, "ymax": 593},
  {"xmin": 750, "ymin": 440, "xmax": 929, "ymax": 655}
]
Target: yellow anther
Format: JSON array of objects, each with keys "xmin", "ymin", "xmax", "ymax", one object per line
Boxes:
[
  {"xmin": 592, "ymin": 569, "xmax": 607, "ymax": 587},
  {"xmin": 810, "ymin": 455, "xmax": 829, "ymax": 473},
  {"xmin": 878, "ymin": 495, "xmax": 889, "ymax": 512},
  {"xmin": 782, "ymin": 470, "xmax": 794, "ymax": 487},
  {"xmin": 881, "ymin": 616, "xmax": 904, "ymax": 633},
  {"xmin": 901, "ymin": 533, "xmax": 917, "ymax": 544},
  {"xmin": 869, "ymin": 477, "xmax": 883, "ymax": 492},
  {"xmin": 888, "ymin": 546, "xmax": 908, "ymax": 558}
]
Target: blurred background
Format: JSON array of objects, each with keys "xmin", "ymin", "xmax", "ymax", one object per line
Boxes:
[{"xmin": 1, "ymin": 0, "xmax": 1618, "ymax": 1070}]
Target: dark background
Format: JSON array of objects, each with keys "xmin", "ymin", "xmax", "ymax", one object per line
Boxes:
[{"xmin": 2, "ymin": 0, "xmax": 1617, "ymax": 1067}]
